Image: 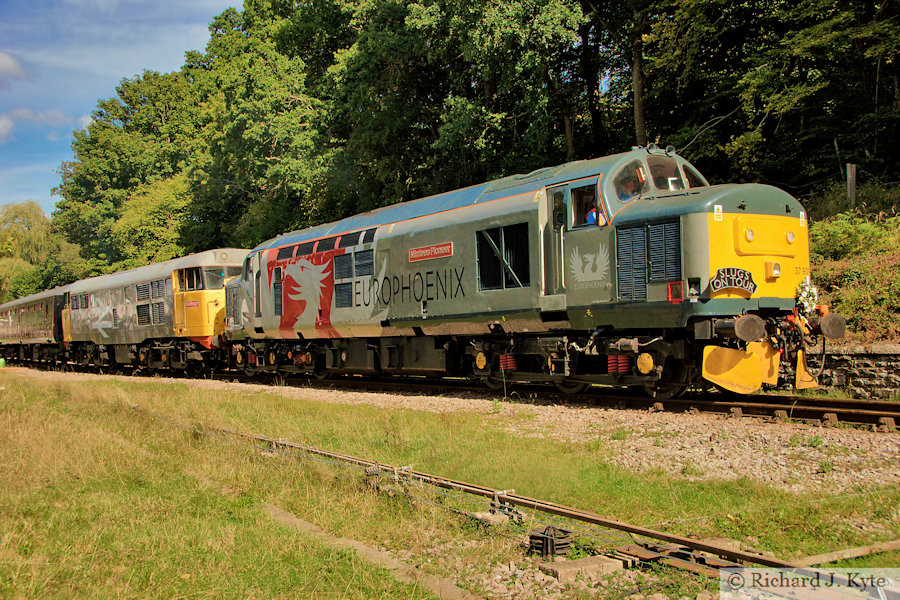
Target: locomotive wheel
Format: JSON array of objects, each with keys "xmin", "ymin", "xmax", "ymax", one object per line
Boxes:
[
  {"xmin": 644, "ymin": 372, "xmax": 689, "ymax": 400},
  {"xmin": 482, "ymin": 376, "xmax": 507, "ymax": 391},
  {"xmin": 554, "ymin": 380, "xmax": 591, "ymax": 394},
  {"xmin": 642, "ymin": 362, "xmax": 692, "ymax": 400},
  {"xmin": 642, "ymin": 381, "xmax": 688, "ymax": 400}
]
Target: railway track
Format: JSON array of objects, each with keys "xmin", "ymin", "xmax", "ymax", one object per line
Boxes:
[
  {"xmin": 652, "ymin": 393, "xmax": 900, "ymax": 430},
  {"xmin": 127, "ymin": 402, "xmax": 898, "ymax": 594},
  {"xmin": 215, "ymin": 371, "xmax": 900, "ymax": 431},
  {"xmin": 6, "ymin": 362, "xmax": 900, "ymax": 430}
]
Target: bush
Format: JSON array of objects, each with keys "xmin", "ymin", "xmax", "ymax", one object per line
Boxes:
[
  {"xmin": 804, "ymin": 181, "xmax": 899, "ymax": 221},
  {"xmin": 808, "ymin": 213, "xmax": 891, "ymax": 261},
  {"xmin": 810, "ymin": 213, "xmax": 900, "ymax": 342}
]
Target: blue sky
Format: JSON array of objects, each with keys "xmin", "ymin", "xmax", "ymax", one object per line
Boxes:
[{"xmin": 0, "ymin": 0, "xmax": 237, "ymax": 216}]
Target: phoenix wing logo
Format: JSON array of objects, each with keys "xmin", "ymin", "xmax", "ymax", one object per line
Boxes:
[
  {"xmin": 568, "ymin": 245, "xmax": 610, "ymax": 283},
  {"xmin": 283, "ymin": 258, "xmax": 331, "ymax": 326}
]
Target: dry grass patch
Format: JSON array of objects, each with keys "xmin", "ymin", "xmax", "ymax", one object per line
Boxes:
[{"xmin": 0, "ymin": 374, "xmax": 439, "ymax": 599}]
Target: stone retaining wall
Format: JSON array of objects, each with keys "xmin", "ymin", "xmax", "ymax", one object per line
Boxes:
[{"xmin": 818, "ymin": 343, "xmax": 900, "ymax": 399}]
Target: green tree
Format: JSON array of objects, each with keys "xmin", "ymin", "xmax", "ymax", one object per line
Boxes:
[
  {"xmin": 0, "ymin": 201, "xmax": 50, "ymax": 264},
  {"xmin": 644, "ymin": 0, "xmax": 898, "ymax": 190},
  {"xmin": 183, "ymin": 5, "xmax": 328, "ymax": 250},
  {"xmin": 53, "ymin": 70, "xmax": 202, "ymax": 264},
  {"xmin": 109, "ymin": 174, "xmax": 191, "ymax": 269},
  {"xmin": 0, "ymin": 201, "xmax": 87, "ymax": 302}
]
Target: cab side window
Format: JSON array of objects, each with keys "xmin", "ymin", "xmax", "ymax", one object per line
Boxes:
[
  {"xmin": 682, "ymin": 164, "xmax": 707, "ymax": 188},
  {"xmin": 572, "ymin": 184, "xmax": 605, "ymax": 227},
  {"xmin": 179, "ymin": 267, "xmax": 204, "ymax": 291}
]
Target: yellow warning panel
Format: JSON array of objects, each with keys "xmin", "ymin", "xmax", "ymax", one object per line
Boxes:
[
  {"xmin": 747, "ymin": 340, "xmax": 781, "ymax": 385},
  {"xmin": 702, "ymin": 346, "xmax": 763, "ymax": 394},
  {"xmin": 795, "ymin": 349, "xmax": 819, "ymax": 390}
]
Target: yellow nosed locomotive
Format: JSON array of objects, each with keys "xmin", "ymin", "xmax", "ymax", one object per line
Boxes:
[
  {"xmin": 228, "ymin": 146, "xmax": 845, "ymax": 396},
  {"xmin": 2, "ymin": 147, "xmax": 844, "ymax": 396},
  {"xmin": 1, "ymin": 249, "xmax": 247, "ymax": 370}
]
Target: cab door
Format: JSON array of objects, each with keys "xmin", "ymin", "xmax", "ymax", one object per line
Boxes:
[
  {"xmin": 240, "ymin": 251, "xmax": 264, "ymax": 335},
  {"xmin": 173, "ymin": 271, "xmax": 186, "ymax": 334},
  {"xmin": 543, "ymin": 185, "xmax": 568, "ymax": 297},
  {"xmin": 558, "ymin": 177, "xmax": 616, "ymax": 306}
]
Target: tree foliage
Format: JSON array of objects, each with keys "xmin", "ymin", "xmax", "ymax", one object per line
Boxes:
[
  {"xmin": 5, "ymin": 0, "xmax": 891, "ymax": 298},
  {"xmin": 0, "ymin": 202, "xmax": 87, "ymax": 302}
]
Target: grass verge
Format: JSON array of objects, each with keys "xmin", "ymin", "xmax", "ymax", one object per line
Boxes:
[
  {"xmin": 0, "ymin": 374, "xmax": 437, "ymax": 599},
  {"xmin": 1, "ymin": 371, "xmax": 898, "ymax": 598}
]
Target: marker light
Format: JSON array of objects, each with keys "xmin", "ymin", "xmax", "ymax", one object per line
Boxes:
[
  {"xmin": 745, "ymin": 229, "xmax": 755, "ymax": 241},
  {"xmin": 786, "ymin": 231, "xmax": 795, "ymax": 243},
  {"xmin": 667, "ymin": 281, "xmax": 684, "ymax": 303}
]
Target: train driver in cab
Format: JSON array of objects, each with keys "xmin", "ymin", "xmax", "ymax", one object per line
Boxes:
[
  {"xmin": 585, "ymin": 201, "xmax": 606, "ymax": 226},
  {"xmin": 617, "ymin": 177, "xmax": 637, "ymax": 201},
  {"xmin": 574, "ymin": 184, "xmax": 606, "ymax": 227},
  {"xmin": 614, "ymin": 160, "xmax": 648, "ymax": 202}
]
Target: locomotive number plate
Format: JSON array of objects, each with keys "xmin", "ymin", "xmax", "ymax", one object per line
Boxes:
[
  {"xmin": 409, "ymin": 242, "xmax": 453, "ymax": 262},
  {"xmin": 710, "ymin": 267, "xmax": 758, "ymax": 294}
]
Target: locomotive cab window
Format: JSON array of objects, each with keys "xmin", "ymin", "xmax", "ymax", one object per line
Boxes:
[
  {"xmin": 614, "ymin": 161, "xmax": 650, "ymax": 202},
  {"xmin": 179, "ymin": 267, "xmax": 204, "ymax": 291},
  {"xmin": 647, "ymin": 155, "xmax": 686, "ymax": 191},
  {"xmin": 682, "ymin": 164, "xmax": 708, "ymax": 188},
  {"xmin": 572, "ymin": 183, "xmax": 604, "ymax": 227},
  {"xmin": 204, "ymin": 266, "xmax": 241, "ymax": 290},
  {"xmin": 476, "ymin": 222, "xmax": 530, "ymax": 290}
]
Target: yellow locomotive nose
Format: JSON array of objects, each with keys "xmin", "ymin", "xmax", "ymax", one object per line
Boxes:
[
  {"xmin": 707, "ymin": 212, "xmax": 808, "ymax": 301},
  {"xmin": 695, "ymin": 185, "xmax": 824, "ymax": 394}
]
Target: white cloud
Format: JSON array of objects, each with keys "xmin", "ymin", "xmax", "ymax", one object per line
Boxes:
[
  {"xmin": 0, "ymin": 52, "xmax": 27, "ymax": 88},
  {"xmin": 0, "ymin": 109, "xmax": 74, "ymax": 144},
  {"xmin": 62, "ymin": 0, "xmax": 120, "ymax": 10},
  {"xmin": 78, "ymin": 114, "xmax": 93, "ymax": 129},
  {"xmin": 9, "ymin": 108, "xmax": 71, "ymax": 127},
  {"xmin": 0, "ymin": 115, "xmax": 14, "ymax": 143}
]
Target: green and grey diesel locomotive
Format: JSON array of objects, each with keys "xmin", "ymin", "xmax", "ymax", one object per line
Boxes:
[{"xmin": 226, "ymin": 146, "xmax": 845, "ymax": 397}]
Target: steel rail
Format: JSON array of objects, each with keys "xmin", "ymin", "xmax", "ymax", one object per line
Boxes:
[
  {"xmin": 129, "ymin": 404, "xmax": 898, "ymax": 596},
  {"xmin": 205, "ymin": 422, "xmax": 807, "ymax": 570},
  {"xmin": 656, "ymin": 397, "xmax": 900, "ymax": 425}
]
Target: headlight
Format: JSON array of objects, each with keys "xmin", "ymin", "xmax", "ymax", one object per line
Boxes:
[{"xmin": 745, "ymin": 229, "xmax": 755, "ymax": 241}]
